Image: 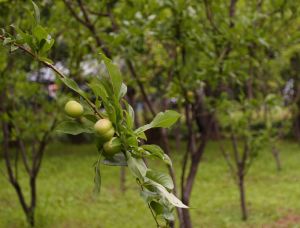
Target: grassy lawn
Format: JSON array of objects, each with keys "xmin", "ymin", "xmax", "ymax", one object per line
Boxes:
[{"xmin": 1, "ymin": 140, "xmax": 300, "ymax": 227}]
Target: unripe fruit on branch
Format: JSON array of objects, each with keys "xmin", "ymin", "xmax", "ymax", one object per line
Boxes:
[
  {"xmin": 103, "ymin": 137, "xmax": 121, "ymax": 156},
  {"xmin": 186, "ymin": 91, "xmax": 195, "ymax": 103},
  {"xmin": 94, "ymin": 119, "xmax": 115, "ymax": 141},
  {"xmin": 64, "ymin": 100, "xmax": 84, "ymax": 118}
]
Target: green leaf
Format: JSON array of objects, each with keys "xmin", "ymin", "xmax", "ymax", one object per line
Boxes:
[
  {"xmin": 40, "ymin": 37, "xmax": 54, "ymax": 54},
  {"xmin": 10, "ymin": 45, "xmax": 18, "ymax": 52},
  {"xmin": 88, "ymin": 81, "xmax": 108, "ymax": 102},
  {"xmin": 119, "ymin": 83, "xmax": 127, "ymax": 99},
  {"xmin": 56, "ymin": 120, "xmax": 93, "ymax": 135},
  {"xmin": 31, "ymin": 1, "xmax": 40, "ymax": 23},
  {"xmin": 140, "ymin": 189, "xmax": 159, "ymax": 202},
  {"xmin": 137, "ymin": 131, "xmax": 147, "ymax": 140},
  {"xmin": 101, "ymin": 54, "xmax": 122, "ymax": 99},
  {"xmin": 83, "ymin": 114, "xmax": 98, "ymax": 123},
  {"xmin": 146, "ymin": 169, "xmax": 174, "ymax": 190},
  {"xmin": 141, "ymin": 144, "xmax": 172, "ymax": 166},
  {"xmin": 3, "ymin": 37, "xmax": 12, "ymax": 45},
  {"xmin": 102, "ymin": 153, "xmax": 127, "ymax": 166},
  {"xmin": 124, "ymin": 101, "xmax": 134, "ymax": 129},
  {"xmin": 32, "ymin": 25, "xmax": 48, "ymax": 42},
  {"xmin": 150, "ymin": 181, "xmax": 188, "ymax": 209},
  {"xmin": 162, "ymin": 209, "xmax": 175, "ymax": 221},
  {"xmin": 39, "ymin": 56, "xmax": 53, "ymax": 64},
  {"xmin": 127, "ymin": 136, "xmax": 138, "ymax": 148},
  {"xmin": 135, "ymin": 110, "xmax": 181, "ymax": 134},
  {"xmin": 150, "ymin": 201, "xmax": 164, "ymax": 215},
  {"xmin": 60, "ymin": 77, "xmax": 87, "ymax": 99},
  {"xmin": 127, "ymin": 152, "xmax": 147, "ymax": 179}
]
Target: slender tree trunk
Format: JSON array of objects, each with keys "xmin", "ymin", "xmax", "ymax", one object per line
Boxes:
[
  {"xmin": 271, "ymin": 146, "xmax": 282, "ymax": 171},
  {"xmin": 181, "ymin": 140, "xmax": 207, "ymax": 228},
  {"xmin": 182, "ymin": 208, "xmax": 192, "ymax": 228},
  {"xmin": 120, "ymin": 167, "xmax": 126, "ymax": 192},
  {"xmin": 294, "ymin": 114, "xmax": 300, "ymax": 141},
  {"xmin": 26, "ymin": 209, "xmax": 35, "ymax": 227},
  {"xmin": 175, "ymin": 124, "xmax": 181, "ymax": 149},
  {"xmin": 238, "ymin": 172, "xmax": 247, "ymax": 221},
  {"xmin": 182, "ymin": 186, "xmax": 193, "ymax": 228}
]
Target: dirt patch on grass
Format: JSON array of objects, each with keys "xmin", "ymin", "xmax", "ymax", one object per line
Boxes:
[{"xmin": 263, "ymin": 214, "xmax": 300, "ymax": 228}]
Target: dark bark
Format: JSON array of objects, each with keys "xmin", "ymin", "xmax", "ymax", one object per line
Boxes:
[{"xmin": 238, "ymin": 172, "xmax": 247, "ymax": 221}]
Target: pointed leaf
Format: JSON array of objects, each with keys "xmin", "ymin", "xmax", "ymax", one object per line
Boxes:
[
  {"xmin": 102, "ymin": 153, "xmax": 127, "ymax": 166},
  {"xmin": 31, "ymin": 1, "xmax": 40, "ymax": 23},
  {"xmin": 127, "ymin": 152, "xmax": 147, "ymax": 179},
  {"xmin": 101, "ymin": 54, "xmax": 122, "ymax": 99},
  {"xmin": 135, "ymin": 110, "xmax": 180, "ymax": 134},
  {"xmin": 141, "ymin": 144, "xmax": 172, "ymax": 166},
  {"xmin": 151, "ymin": 181, "xmax": 188, "ymax": 208},
  {"xmin": 146, "ymin": 169, "xmax": 174, "ymax": 190}
]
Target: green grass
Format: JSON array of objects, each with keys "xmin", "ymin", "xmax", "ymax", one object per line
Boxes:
[{"xmin": 1, "ymin": 140, "xmax": 300, "ymax": 228}]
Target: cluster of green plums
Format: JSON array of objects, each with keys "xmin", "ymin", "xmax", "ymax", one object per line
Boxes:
[{"xmin": 64, "ymin": 100, "xmax": 121, "ymax": 157}]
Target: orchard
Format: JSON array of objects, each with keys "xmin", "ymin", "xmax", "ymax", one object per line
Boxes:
[{"xmin": 1, "ymin": 1, "xmax": 300, "ymax": 228}]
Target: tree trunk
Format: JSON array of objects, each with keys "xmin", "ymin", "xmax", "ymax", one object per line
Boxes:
[
  {"xmin": 175, "ymin": 124, "xmax": 181, "ymax": 149},
  {"xmin": 238, "ymin": 173, "xmax": 247, "ymax": 221},
  {"xmin": 293, "ymin": 114, "xmax": 300, "ymax": 141},
  {"xmin": 181, "ymin": 192, "xmax": 192, "ymax": 228},
  {"xmin": 181, "ymin": 140, "xmax": 207, "ymax": 228},
  {"xmin": 120, "ymin": 167, "xmax": 126, "ymax": 192},
  {"xmin": 26, "ymin": 209, "xmax": 35, "ymax": 227},
  {"xmin": 271, "ymin": 146, "xmax": 282, "ymax": 171},
  {"xmin": 182, "ymin": 208, "xmax": 192, "ymax": 228}
]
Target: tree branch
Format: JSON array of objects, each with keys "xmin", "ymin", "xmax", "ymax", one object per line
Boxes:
[{"xmin": 62, "ymin": 0, "xmax": 112, "ymax": 58}]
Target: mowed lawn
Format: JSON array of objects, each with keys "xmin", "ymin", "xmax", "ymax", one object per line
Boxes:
[{"xmin": 1, "ymin": 140, "xmax": 300, "ymax": 228}]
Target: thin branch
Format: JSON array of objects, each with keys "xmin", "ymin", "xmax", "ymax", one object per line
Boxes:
[
  {"xmin": 126, "ymin": 59, "xmax": 156, "ymax": 117},
  {"xmin": 219, "ymin": 143, "xmax": 238, "ymax": 183},
  {"xmin": 86, "ymin": 8, "xmax": 109, "ymax": 17},
  {"xmin": 62, "ymin": 0, "xmax": 112, "ymax": 57},
  {"xmin": 14, "ymin": 146, "xmax": 19, "ymax": 181},
  {"xmin": 33, "ymin": 118, "xmax": 58, "ymax": 174},
  {"xmin": 2, "ymin": 121, "xmax": 29, "ymax": 214},
  {"xmin": 203, "ymin": 0, "xmax": 220, "ymax": 33},
  {"xmin": 62, "ymin": 0, "xmax": 86, "ymax": 26},
  {"xmin": 181, "ymin": 103, "xmax": 193, "ymax": 196},
  {"xmin": 76, "ymin": 0, "xmax": 92, "ymax": 26},
  {"xmin": 229, "ymin": 0, "xmax": 239, "ymax": 27},
  {"xmin": 230, "ymin": 130, "xmax": 240, "ymax": 165},
  {"xmin": 17, "ymin": 138, "xmax": 31, "ymax": 175}
]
